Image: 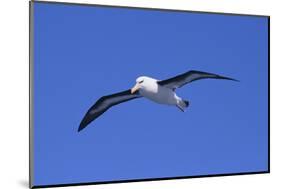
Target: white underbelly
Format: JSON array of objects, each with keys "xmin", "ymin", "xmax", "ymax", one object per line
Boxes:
[{"xmin": 140, "ymin": 85, "xmax": 177, "ymax": 105}]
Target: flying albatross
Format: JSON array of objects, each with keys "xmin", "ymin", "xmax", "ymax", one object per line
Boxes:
[{"xmin": 78, "ymin": 70, "xmax": 238, "ymax": 132}]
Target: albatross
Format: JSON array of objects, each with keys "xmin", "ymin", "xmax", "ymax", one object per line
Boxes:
[{"xmin": 78, "ymin": 70, "xmax": 237, "ymax": 132}]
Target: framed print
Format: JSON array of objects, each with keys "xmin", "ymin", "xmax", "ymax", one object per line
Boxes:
[{"xmin": 29, "ymin": 1, "xmax": 270, "ymax": 188}]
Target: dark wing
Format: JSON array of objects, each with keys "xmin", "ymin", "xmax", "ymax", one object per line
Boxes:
[
  {"xmin": 158, "ymin": 70, "xmax": 238, "ymax": 90},
  {"xmin": 78, "ymin": 89, "xmax": 141, "ymax": 132}
]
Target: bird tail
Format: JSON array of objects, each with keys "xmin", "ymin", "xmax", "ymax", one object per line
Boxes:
[{"xmin": 177, "ymin": 99, "xmax": 189, "ymax": 112}]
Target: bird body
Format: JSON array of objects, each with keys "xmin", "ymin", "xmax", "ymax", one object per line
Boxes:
[
  {"xmin": 136, "ymin": 76, "xmax": 180, "ymax": 106},
  {"xmin": 78, "ymin": 70, "xmax": 238, "ymax": 132}
]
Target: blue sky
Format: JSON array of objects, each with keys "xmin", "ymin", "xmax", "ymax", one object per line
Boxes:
[{"xmin": 33, "ymin": 2, "xmax": 268, "ymax": 186}]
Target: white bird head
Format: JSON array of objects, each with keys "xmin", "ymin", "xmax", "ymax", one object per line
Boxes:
[{"xmin": 131, "ymin": 76, "xmax": 156, "ymax": 94}]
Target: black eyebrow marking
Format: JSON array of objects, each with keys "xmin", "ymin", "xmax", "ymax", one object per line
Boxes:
[{"xmin": 139, "ymin": 80, "xmax": 144, "ymax": 83}]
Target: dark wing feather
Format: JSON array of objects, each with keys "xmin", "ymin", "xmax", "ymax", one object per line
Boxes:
[
  {"xmin": 78, "ymin": 89, "xmax": 141, "ymax": 132},
  {"xmin": 158, "ymin": 70, "xmax": 238, "ymax": 90}
]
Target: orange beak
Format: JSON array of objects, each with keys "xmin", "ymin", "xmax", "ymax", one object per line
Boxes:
[{"xmin": 131, "ymin": 83, "xmax": 140, "ymax": 94}]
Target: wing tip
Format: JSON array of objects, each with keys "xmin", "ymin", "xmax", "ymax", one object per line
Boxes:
[
  {"xmin": 189, "ymin": 70, "xmax": 239, "ymax": 82},
  {"xmin": 78, "ymin": 119, "xmax": 89, "ymax": 132},
  {"xmin": 77, "ymin": 124, "xmax": 84, "ymax": 132},
  {"xmin": 221, "ymin": 76, "xmax": 240, "ymax": 82}
]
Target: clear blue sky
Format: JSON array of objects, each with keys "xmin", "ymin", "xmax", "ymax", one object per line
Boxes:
[{"xmin": 33, "ymin": 2, "xmax": 268, "ymax": 186}]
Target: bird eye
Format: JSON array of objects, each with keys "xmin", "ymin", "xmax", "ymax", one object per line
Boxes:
[{"xmin": 139, "ymin": 80, "xmax": 144, "ymax": 84}]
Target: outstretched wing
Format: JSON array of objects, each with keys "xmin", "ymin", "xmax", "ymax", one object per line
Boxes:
[
  {"xmin": 78, "ymin": 90, "xmax": 141, "ymax": 132},
  {"xmin": 158, "ymin": 70, "xmax": 238, "ymax": 90}
]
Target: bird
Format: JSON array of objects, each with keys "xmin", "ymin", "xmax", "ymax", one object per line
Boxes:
[{"xmin": 78, "ymin": 70, "xmax": 238, "ymax": 132}]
